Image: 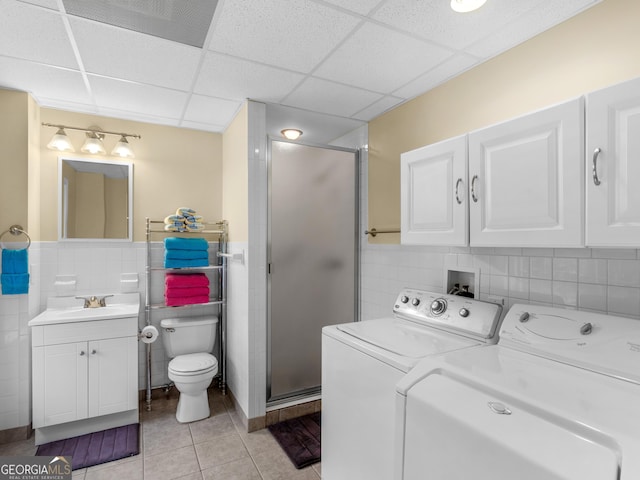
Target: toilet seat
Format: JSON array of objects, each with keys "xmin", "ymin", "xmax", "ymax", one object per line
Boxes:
[{"xmin": 169, "ymin": 353, "xmax": 218, "ymax": 376}]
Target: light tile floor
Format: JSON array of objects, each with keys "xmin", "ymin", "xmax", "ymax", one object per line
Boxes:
[{"xmin": 0, "ymin": 388, "xmax": 322, "ymax": 480}]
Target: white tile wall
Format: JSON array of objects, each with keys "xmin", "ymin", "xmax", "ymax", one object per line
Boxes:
[{"xmin": 360, "ymin": 244, "xmax": 640, "ymax": 321}]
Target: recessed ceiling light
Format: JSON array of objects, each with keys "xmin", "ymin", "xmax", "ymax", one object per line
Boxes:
[{"xmin": 451, "ymin": 0, "xmax": 487, "ymax": 13}]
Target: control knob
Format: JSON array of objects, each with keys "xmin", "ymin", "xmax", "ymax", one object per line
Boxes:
[
  {"xmin": 430, "ymin": 298, "xmax": 447, "ymax": 316},
  {"xmin": 411, "ymin": 298, "xmax": 421, "ymax": 307},
  {"xmin": 400, "ymin": 295, "xmax": 409, "ymax": 304},
  {"xmin": 459, "ymin": 307, "xmax": 469, "ymax": 318}
]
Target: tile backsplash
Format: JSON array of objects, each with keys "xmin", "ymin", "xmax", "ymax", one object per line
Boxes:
[{"xmin": 360, "ymin": 244, "xmax": 640, "ymax": 321}]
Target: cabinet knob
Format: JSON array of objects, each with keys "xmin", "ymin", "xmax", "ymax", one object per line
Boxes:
[
  {"xmin": 79, "ymin": 351, "xmax": 85, "ymax": 356},
  {"xmin": 91, "ymin": 349, "xmax": 97, "ymax": 355}
]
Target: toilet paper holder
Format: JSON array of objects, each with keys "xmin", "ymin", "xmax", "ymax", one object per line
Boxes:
[{"xmin": 138, "ymin": 325, "xmax": 159, "ymax": 343}]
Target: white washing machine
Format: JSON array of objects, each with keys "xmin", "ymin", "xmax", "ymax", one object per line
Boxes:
[
  {"xmin": 321, "ymin": 288, "xmax": 503, "ymax": 480},
  {"xmin": 395, "ymin": 304, "xmax": 640, "ymax": 480}
]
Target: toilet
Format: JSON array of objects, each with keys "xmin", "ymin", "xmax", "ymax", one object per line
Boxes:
[{"xmin": 160, "ymin": 315, "xmax": 219, "ymax": 423}]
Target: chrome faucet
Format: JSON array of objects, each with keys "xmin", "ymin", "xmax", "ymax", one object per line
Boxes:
[{"xmin": 75, "ymin": 295, "xmax": 114, "ymax": 308}]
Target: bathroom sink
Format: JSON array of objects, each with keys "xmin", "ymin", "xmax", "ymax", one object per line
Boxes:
[{"xmin": 28, "ymin": 293, "xmax": 140, "ymax": 326}]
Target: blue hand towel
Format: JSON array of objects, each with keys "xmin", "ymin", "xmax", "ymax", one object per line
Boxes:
[
  {"xmin": 165, "ymin": 249, "xmax": 209, "ymax": 260},
  {"xmin": 164, "ymin": 258, "xmax": 209, "ymax": 269},
  {"xmin": 2, "ymin": 248, "xmax": 28, "ymax": 274},
  {"xmin": 164, "ymin": 237, "xmax": 209, "ymax": 251},
  {"xmin": 1, "ymin": 273, "xmax": 29, "ymax": 294}
]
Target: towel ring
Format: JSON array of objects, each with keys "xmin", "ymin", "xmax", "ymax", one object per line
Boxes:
[{"xmin": 0, "ymin": 225, "xmax": 31, "ymax": 250}]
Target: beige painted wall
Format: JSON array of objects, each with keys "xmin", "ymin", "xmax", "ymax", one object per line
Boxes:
[
  {"xmin": 368, "ymin": 0, "xmax": 640, "ymax": 244},
  {"xmin": 0, "ymin": 90, "xmax": 29, "ymax": 243},
  {"xmin": 40, "ymin": 109, "xmax": 223, "ymax": 241},
  {"xmin": 222, "ymin": 102, "xmax": 249, "ymax": 242}
]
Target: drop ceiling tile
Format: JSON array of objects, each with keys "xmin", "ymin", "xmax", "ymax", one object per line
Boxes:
[
  {"xmin": 314, "ymin": 22, "xmax": 452, "ymax": 93},
  {"xmin": 183, "ymin": 94, "xmax": 243, "ymax": 127},
  {"xmin": 69, "ymin": 17, "xmax": 201, "ymax": 91},
  {"xmin": 321, "ymin": 0, "xmax": 384, "ymax": 16},
  {"xmin": 282, "ymin": 77, "xmax": 383, "ymax": 118},
  {"xmin": 208, "ymin": 0, "xmax": 361, "ymax": 73},
  {"xmin": 87, "ymin": 75, "xmax": 189, "ymax": 120},
  {"xmin": 16, "ymin": 0, "xmax": 59, "ymax": 10},
  {"xmin": 466, "ymin": 0, "xmax": 602, "ymax": 58},
  {"xmin": 351, "ymin": 95, "xmax": 405, "ymax": 121},
  {"xmin": 0, "ymin": 1, "xmax": 78, "ymax": 68},
  {"xmin": 393, "ymin": 53, "xmax": 479, "ymax": 99},
  {"xmin": 194, "ymin": 52, "xmax": 305, "ymax": 103},
  {"xmin": 0, "ymin": 57, "xmax": 92, "ymax": 104},
  {"xmin": 96, "ymin": 107, "xmax": 181, "ymax": 128},
  {"xmin": 180, "ymin": 120, "xmax": 226, "ymax": 133},
  {"xmin": 38, "ymin": 97, "xmax": 99, "ymax": 116},
  {"xmin": 372, "ymin": 0, "xmax": 547, "ymax": 51}
]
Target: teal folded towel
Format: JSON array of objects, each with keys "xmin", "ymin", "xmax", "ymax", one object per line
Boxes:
[
  {"xmin": 164, "ymin": 237, "xmax": 209, "ymax": 251},
  {"xmin": 1, "ymin": 273, "xmax": 29, "ymax": 294},
  {"xmin": 164, "ymin": 258, "xmax": 209, "ymax": 269},
  {"xmin": 165, "ymin": 250, "xmax": 209, "ymax": 260},
  {"xmin": 2, "ymin": 248, "xmax": 28, "ymax": 274}
]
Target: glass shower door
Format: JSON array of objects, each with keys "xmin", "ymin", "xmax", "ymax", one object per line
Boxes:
[{"xmin": 268, "ymin": 139, "xmax": 358, "ymax": 402}]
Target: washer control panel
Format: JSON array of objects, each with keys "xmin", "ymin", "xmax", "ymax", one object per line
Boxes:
[{"xmin": 393, "ymin": 289, "xmax": 503, "ymax": 341}]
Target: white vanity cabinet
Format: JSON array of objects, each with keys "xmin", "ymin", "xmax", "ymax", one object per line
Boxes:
[
  {"xmin": 468, "ymin": 97, "xmax": 584, "ymax": 247},
  {"xmin": 401, "ymin": 135, "xmax": 468, "ymax": 245},
  {"xmin": 29, "ymin": 294, "xmax": 139, "ymax": 445},
  {"xmin": 586, "ymin": 76, "xmax": 640, "ymax": 247}
]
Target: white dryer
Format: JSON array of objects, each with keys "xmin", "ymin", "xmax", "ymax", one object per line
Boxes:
[
  {"xmin": 395, "ymin": 304, "xmax": 640, "ymax": 480},
  {"xmin": 322, "ymin": 289, "xmax": 503, "ymax": 480}
]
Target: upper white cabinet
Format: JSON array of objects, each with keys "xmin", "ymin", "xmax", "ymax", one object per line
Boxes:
[
  {"xmin": 468, "ymin": 97, "xmax": 584, "ymax": 247},
  {"xmin": 586, "ymin": 77, "xmax": 640, "ymax": 247},
  {"xmin": 401, "ymin": 135, "xmax": 468, "ymax": 246}
]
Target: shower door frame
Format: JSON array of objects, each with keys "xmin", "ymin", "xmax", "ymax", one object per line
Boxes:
[{"xmin": 266, "ymin": 137, "xmax": 360, "ymax": 406}]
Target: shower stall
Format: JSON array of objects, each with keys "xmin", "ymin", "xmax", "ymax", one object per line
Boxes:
[{"xmin": 267, "ymin": 138, "xmax": 359, "ymax": 403}]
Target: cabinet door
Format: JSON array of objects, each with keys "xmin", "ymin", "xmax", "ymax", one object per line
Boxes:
[
  {"xmin": 401, "ymin": 135, "xmax": 468, "ymax": 245},
  {"xmin": 34, "ymin": 342, "xmax": 88, "ymax": 428},
  {"xmin": 586, "ymin": 77, "xmax": 640, "ymax": 246},
  {"xmin": 468, "ymin": 98, "xmax": 584, "ymax": 247},
  {"xmin": 88, "ymin": 337, "xmax": 138, "ymax": 418}
]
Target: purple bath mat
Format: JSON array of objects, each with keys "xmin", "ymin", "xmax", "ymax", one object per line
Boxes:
[
  {"xmin": 268, "ymin": 412, "xmax": 321, "ymax": 469},
  {"xmin": 36, "ymin": 423, "xmax": 139, "ymax": 470}
]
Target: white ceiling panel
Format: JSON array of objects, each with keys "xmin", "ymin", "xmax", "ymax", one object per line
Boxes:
[
  {"xmin": 393, "ymin": 53, "xmax": 479, "ymax": 99},
  {"xmin": 194, "ymin": 52, "xmax": 305, "ymax": 103},
  {"xmin": 373, "ymin": 0, "xmax": 547, "ymax": 51},
  {"xmin": 0, "ymin": 1, "xmax": 79, "ymax": 68},
  {"xmin": 88, "ymin": 75, "xmax": 188, "ymax": 119},
  {"xmin": 465, "ymin": 0, "xmax": 601, "ymax": 59},
  {"xmin": 16, "ymin": 0, "xmax": 58, "ymax": 9},
  {"xmin": 0, "ymin": 0, "xmax": 602, "ymax": 136},
  {"xmin": 0, "ymin": 57, "xmax": 91, "ymax": 104},
  {"xmin": 69, "ymin": 17, "xmax": 202, "ymax": 91},
  {"xmin": 321, "ymin": 0, "xmax": 384, "ymax": 16},
  {"xmin": 352, "ymin": 95, "xmax": 406, "ymax": 121},
  {"xmin": 183, "ymin": 94, "xmax": 243, "ymax": 126},
  {"xmin": 207, "ymin": 0, "xmax": 361, "ymax": 73},
  {"xmin": 282, "ymin": 77, "xmax": 383, "ymax": 118},
  {"xmin": 314, "ymin": 22, "xmax": 453, "ymax": 94}
]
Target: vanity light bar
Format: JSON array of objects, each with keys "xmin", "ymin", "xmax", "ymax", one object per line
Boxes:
[{"xmin": 42, "ymin": 123, "xmax": 141, "ymax": 158}]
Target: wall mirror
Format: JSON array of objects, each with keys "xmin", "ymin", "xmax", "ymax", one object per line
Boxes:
[{"xmin": 58, "ymin": 157, "xmax": 133, "ymax": 241}]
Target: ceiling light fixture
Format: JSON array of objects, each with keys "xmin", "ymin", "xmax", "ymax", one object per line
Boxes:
[
  {"xmin": 281, "ymin": 128, "xmax": 303, "ymax": 140},
  {"xmin": 46, "ymin": 127, "xmax": 75, "ymax": 152},
  {"xmin": 43, "ymin": 123, "xmax": 141, "ymax": 157},
  {"xmin": 450, "ymin": 0, "xmax": 487, "ymax": 13}
]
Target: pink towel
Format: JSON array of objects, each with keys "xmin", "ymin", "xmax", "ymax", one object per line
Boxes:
[
  {"xmin": 165, "ymin": 295, "xmax": 210, "ymax": 307},
  {"xmin": 165, "ymin": 273, "xmax": 209, "ymax": 288},
  {"xmin": 165, "ymin": 286, "xmax": 210, "ymax": 298}
]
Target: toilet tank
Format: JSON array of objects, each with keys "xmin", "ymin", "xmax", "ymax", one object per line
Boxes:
[{"xmin": 160, "ymin": 315, "xmax": 218, "ymax": 357}]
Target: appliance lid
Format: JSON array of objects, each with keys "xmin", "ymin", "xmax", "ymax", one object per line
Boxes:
[
  {"xmin": 160, "ymin": 316, "xmax": 218, "ymax": 328},
  {"xmin": 336, "ymin": 317, "xmax": 478, "ymax": 358},
  {"xmin": 499, "ymin": 304, "xmax": 640, "ymax": 384}
]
